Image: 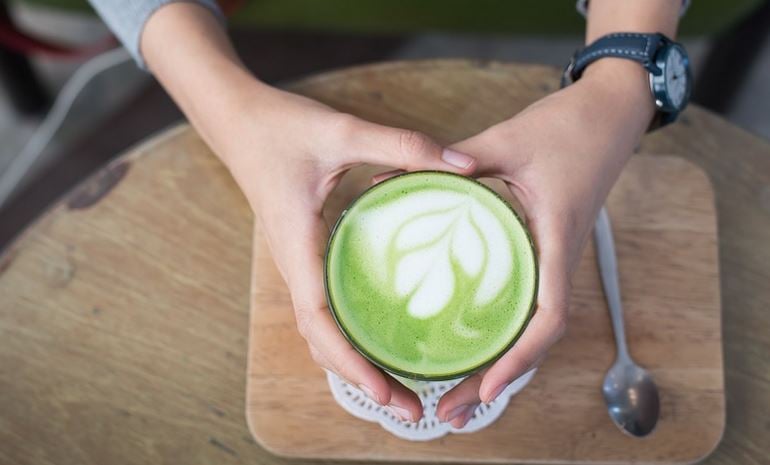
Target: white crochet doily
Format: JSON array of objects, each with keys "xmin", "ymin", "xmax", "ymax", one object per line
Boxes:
[{"xmin": 327, "ymin": 369, "xmax": 537, "ymax": 441}]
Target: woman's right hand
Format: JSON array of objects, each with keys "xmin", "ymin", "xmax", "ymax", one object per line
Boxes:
[
  {"xmin": 140, "ymin": 2, "xmax": 478, "ymax": 421},
  {"xmin": 219, "ymin": 85, "xmax": 478, "ymax": 422}
]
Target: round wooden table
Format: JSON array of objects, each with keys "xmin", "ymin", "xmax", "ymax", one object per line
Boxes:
[{"xmin": 1, "ymin": 61, "xmax": 769, "ymax": 465}]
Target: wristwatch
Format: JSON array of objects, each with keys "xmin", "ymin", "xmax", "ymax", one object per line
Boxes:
[{"xmin": 561, "ymin": 32, "xmax": 692, "ymax": 130}]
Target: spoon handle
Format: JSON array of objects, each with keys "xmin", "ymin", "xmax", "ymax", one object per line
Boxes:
[{"xmin": 594, "ymin": 207, "xmax": 630, "ymax": 362}]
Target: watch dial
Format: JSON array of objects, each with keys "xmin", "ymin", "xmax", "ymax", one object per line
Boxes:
[{"xmin": 665, "ymin": 47, "xmax": 688, "ymax": 109}]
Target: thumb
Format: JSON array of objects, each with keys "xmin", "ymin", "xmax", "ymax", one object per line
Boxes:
[{"xmin": 352, "ymin": 120, "xmax": 477, "ymax": 174}]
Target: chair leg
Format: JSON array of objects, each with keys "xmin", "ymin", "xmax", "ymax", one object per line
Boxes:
[
  {"xmin": 692, "ymin": 0, "xmax": 770, "ymax": 114},
  {"xmin": 0, "ymin": 0, "xmax": 50, "ymax": 115}
]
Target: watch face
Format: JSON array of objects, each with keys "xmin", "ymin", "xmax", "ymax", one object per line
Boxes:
[{"xmin": 664, "ymin": 46, "xmax": 689, "ymax": 109}]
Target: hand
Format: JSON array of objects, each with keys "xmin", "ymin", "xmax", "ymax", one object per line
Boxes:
[
  {"xmin": 220, "ymin": 85, "xmax": 477, "ymax": 422},
  {"xmin": 141, "ymin": 4, "xmax": 479, "ymax": 421},
  {"xmin": 430, "ymin": 60, "xmax": 655, "ymax": 428},
  {"xmin": 138, "ymin": 0, "xmax": 671, "ymax": 428}
]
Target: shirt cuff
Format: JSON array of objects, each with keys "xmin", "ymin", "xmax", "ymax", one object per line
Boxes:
[
  {"xmin": 576, "ymin": 0, "xmax": 691, "ymax": 18},
  {"xmin": 89, "ymin": 0, "xmax": 226, "ymax": 70}
]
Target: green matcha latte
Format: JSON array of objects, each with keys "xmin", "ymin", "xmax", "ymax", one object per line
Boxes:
[{"xmin": 325, "ymin": 172, "xmax": 537, "ymax": 380}]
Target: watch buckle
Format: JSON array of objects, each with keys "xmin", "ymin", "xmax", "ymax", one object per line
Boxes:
[{"xmin": 561, "ymin": 56, "xmax": 577, "ymax": 88}]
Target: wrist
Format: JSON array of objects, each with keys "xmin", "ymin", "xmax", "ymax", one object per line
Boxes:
[
  {"xmin": 208, "ymin": 82, "xmax": 334, "ymax": 177},
  {"xmin": 579, "ymin": 59, "xmax": 656, "ymax": 132},
  {"xmin": 141, "ymin": 3, "xmax": 271, "ymax": 159},
  {"xmin": 585, "ymin": 0, "xmax": 680, "ymax": 43}
]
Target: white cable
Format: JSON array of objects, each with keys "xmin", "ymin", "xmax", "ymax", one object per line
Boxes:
[{"xmin": 0, "ymin": 46, "xmax": 131, "ymax": 209}]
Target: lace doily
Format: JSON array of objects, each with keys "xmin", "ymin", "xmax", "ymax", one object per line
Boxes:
[{"xmin": 327, "ymin": 369, "xmax": 536, "ymax": 441}]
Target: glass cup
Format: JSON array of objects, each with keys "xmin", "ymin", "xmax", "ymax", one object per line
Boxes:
[{"xmin": 324, "ymin": 171, "xmax": 538, "ymax": 398}]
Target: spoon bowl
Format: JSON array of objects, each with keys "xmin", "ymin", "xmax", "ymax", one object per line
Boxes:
[{"xmin": 603, "ymin": 360, "xmax": 660, "ymax": 437}]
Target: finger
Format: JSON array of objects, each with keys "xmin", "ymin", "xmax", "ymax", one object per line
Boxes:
[
  {"xmin": 384, "ymin": 376, "xmax": 424, "ymax": 422},
  {"xmin": 450, "ymin": 403, "xmax": 479, "ymax": 429},
  {"xmin": 371, "ymin": 169, "xmax": 405, "ymax": 185},
  {"xmin": 449, "ymin": 139, "xmax": 495, "ymax": 177},
  {"xmin": 310, "ymin": 347, "xmax": 422, "ymax": 421},
  {"xmin": 304, "ymin": 307, "xmax": 422, "ymax": 419},
  {"xmin": 477, "ymin": 311, "xmax": 564, "ymax": 405},
  {"xmin": 449, "ymin": 117, "xmax": 543, "ymax": 180},
  {"xmin": 478, "ymin": 224, "xmax": 571, "ymax": 403},
  {"xmin": 300, "ymin": 306, "xmax": 392, "ymax": 405},
  {"xmin": 287, "ymin": 213, "xmax": 394, "ymax": 406},
  {"xmin": 436, "ymin": 372, "xmax": 483, "ymax": 422},
  {"xmin": 348, "ymin": 119, "xmax": 477, "ymax": 174},
  {"xmin": 436, "ymin": 352, "xmax": 548, "ymax": 424}
]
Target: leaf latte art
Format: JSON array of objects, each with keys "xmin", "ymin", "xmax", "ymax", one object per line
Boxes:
[
  {"xmin": 364, "ymin": 191, "xmax": 513, "ymax": 320},
  {"xmin": 326, "ymin": 172, "xmax": 537, "ymax": 380}
]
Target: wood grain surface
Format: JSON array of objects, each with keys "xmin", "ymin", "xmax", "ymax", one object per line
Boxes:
[
  {"xmin": 1, "ymin": 61, "xmax": 769, "ymax": 465},
  {"xmin": 247, "ymin": 155, "xmax": 724, "ymax": 463}
]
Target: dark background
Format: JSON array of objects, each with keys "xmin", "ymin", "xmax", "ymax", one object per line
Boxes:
[{"xmin": 1, "ymin": 0, "xmax": 769, "ymax": 248}]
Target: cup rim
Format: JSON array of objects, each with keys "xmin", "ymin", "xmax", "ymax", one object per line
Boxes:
[{"xmin": 323, "ymin": 170, "xmax": 539, "ymax": 381}]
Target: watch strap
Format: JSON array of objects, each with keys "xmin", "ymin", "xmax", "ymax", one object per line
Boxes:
[
  {"xmin": 565, "ymin": 33, "xmax": 664, "ymax": 86},
  {"xmin": 561, "ymin": 32, "xmax": 689, "ymax": 132}
]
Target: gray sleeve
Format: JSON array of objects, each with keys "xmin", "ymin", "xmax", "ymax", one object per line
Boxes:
[
  {"xmin": 87, "ymin": 0, "xmax": 225, "ymax": 69},
  {"xmin": 576, "ymin": 0, "xmax": 691, "ymax": 18}
]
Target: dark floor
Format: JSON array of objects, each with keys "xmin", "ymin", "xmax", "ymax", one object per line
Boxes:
[
  {"xmin": 0, "ymin": 28, "xmax": 410, "ymax": 247},
  {"xmin": 1, "ymin": 4, "xmax": 770, "ymax": 249}
]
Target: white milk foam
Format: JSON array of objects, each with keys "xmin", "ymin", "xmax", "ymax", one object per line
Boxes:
[{"xmin": 358, "ymin": 190, "xmax": 513, "ymax": 319}]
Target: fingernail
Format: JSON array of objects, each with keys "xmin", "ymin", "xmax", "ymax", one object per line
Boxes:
[
  {"xmin": 441, "ymin": 149, "xmax": 475, "ymax": 169},
  {"xmin": 485, "ymin": 383, "xmax": 508, "ymax": 403},
  {"xmin": 458, "ymin": 404, "xmax": 478, "ymax": 427},
  {"xmin": 358, "ymin": 384, "xmax": 381, "ymax": 405},
  {"xmin": 446, "ymin": 404, "xmax": 470, "ymax": 422},
  {"xmin": 387, "ymin": 404, "xmax": 414, "ymax": 422}
]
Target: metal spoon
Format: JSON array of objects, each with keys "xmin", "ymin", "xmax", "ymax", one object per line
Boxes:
[{"xmin": 594, "ymin": 207, "xmax": 660, "ymax": 437}]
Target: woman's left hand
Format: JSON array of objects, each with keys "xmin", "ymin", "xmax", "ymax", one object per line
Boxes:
[{"xmin": 427, "ymin": 60, "xmax": 655, "ymax": 428}]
